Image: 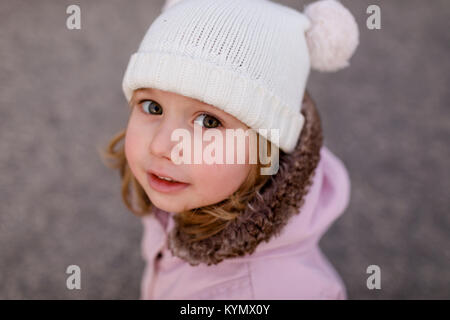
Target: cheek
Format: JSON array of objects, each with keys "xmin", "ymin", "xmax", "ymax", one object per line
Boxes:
[
  {"xmin": 124, "ymin": 121, "xmax": 146, "ymax": 175},
  {"xmin": 192, "ymin": 162, "xmax": 251, "ymax": 199},
  {"xmin": 221, "ymin": 130, "xmax": 253, "ymax": 165},
  {"xmin": 190, "ymin": 130, "xmax": 253, "ymax": 199}
]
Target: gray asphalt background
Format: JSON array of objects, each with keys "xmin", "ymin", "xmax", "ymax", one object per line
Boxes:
[{"xmin": 0, "ymin": 0, "xmax": 449, "ymax": 299}]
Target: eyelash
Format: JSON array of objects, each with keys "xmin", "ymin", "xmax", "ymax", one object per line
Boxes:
[{"xmin": 137, "ymin": 99, "xmax": 223, "ymax": 128}]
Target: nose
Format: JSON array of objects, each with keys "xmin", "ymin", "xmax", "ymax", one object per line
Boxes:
[{"xmin": 149, "ymin": 117, "xmax": 185, "ymax": 162}]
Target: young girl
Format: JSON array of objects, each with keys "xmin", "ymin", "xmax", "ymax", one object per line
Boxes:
[{"xmin": 103, "ymin": 0, "xmax": 359, "ymax": 299}]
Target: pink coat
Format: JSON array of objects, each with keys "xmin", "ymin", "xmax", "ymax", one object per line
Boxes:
[{"xmin": 139, "ymin": 145, "xmax": 351, "ymax": 299}]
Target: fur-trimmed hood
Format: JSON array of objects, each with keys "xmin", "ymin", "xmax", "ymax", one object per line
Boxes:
[{"xmin": 147, "ymin": 91, "xmax": 350, "ymax": 266}]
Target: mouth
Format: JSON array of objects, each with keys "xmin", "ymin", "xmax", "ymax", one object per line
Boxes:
[{"xmin": 147, "ymin": 171, "xmax": 190, "ymax": 193}]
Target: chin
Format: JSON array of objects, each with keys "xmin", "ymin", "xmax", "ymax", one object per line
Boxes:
[{"xmin": 150, "ymin": 195, "xmax": 191, "ymax": 213}]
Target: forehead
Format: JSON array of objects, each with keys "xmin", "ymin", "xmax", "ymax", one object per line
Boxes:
[
  {"xmin": 135, "ymin": 87, "xmax": 213, "ymax": 106},
  {"xmin": 133, "ymin": 87, "xmax": 229, "ymax": 116}
]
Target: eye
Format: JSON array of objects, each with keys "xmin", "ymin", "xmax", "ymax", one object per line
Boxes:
[
  {"xmin": 140, "ymin": 100, "xmax": 162, "ymax": 115},
  {"xmin": 194, "ymin": 113, "xmax": 222, "ymax": 129}
]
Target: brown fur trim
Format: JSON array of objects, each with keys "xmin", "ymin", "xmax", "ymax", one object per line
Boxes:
[{"xmin": 167, "ymin": 91, "xmax": 323, "ymax": 266}]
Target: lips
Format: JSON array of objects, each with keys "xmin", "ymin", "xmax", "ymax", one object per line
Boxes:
[
  {"xmin": 147, "ymin": 169, "xmax": 184, "ymax": 183},
  {"xmin": 147, "ymin": 170, "xmax": 190, "ymax": 193}
]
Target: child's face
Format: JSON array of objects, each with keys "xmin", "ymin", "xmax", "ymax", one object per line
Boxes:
[{"xmin": 125, "ymin": 88, "xmax": 254, "ymax": 213}]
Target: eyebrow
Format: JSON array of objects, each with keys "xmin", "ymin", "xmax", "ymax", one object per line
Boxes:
[
  {"xmin": 129, "ymin": 89, "xmax": 149, "ymax": 107},
  {"xmin": 129, "ymin": 89, "xmax": 230, "ymax": 123}
]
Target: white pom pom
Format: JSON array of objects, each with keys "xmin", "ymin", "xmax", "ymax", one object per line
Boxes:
[
  {"xmin": 304, "ymin": 0, "xmax": 359, "ymax": 72},
  {"xmin": 161, "ymin": 0, "xmax": 184, "ymax": 13}
]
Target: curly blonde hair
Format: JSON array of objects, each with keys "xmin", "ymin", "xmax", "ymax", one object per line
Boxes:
[{"xmin": 99, "ymin": 97, "xmax": 274, "ymax": 243}]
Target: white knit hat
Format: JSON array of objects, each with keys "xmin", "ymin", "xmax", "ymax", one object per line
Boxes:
[{"xmin": 122, "ymin": 0, "xmax": 359, "ymax": 153}]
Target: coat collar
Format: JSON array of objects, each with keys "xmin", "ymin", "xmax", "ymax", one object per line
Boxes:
[{"xmin": 163, "ymin": 91, "xmax": 326, "ymax": 266}]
